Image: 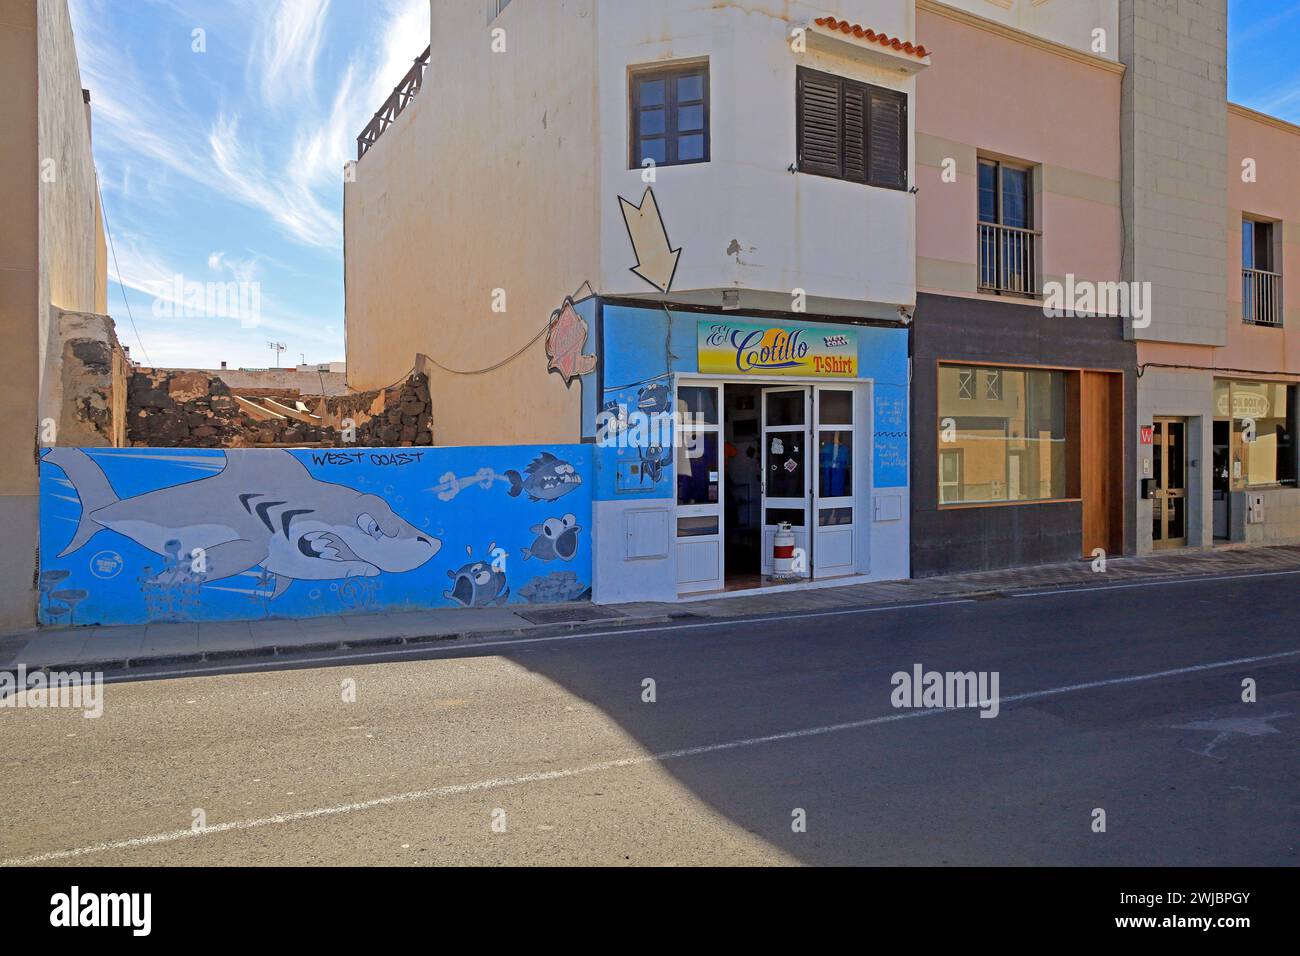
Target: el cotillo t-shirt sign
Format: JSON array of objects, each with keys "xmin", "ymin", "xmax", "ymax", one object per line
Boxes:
[{"xmin": 698, "ymin": 321, "xmax": 858, "ymax": 377}]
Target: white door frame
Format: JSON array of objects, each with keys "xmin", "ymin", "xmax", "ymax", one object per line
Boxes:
[
  {"xmin": 673, "ymin": 372, "xmax": 875, "ymax": 593},
  {"xmin": 813, "ymin": 383, "xmax": 861, "ymax": 579},
  {"xmin": 761, "ymin": 385, "xmax": 813, "ymax": 578},
  {"xmin": 674, "ymin": 381, "xmax": 725, "ymax": 594}
]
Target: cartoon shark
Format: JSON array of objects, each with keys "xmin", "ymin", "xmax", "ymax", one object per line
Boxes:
[
  {"xmin": 43, "ymin": 449, "xmax": 441, "ymax": 599},
  {"xmin": 505, "ymin": 452, "xmax": 582, "ymax": 502},
  {"xmin": 521, "ymin": 514, "xmax": 580, "ymax": 562}
]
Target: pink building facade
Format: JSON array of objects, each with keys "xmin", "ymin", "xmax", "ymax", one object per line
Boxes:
[{"xmin": 909, "ymin": 2, "xmax": 1133, "ymax": 575}]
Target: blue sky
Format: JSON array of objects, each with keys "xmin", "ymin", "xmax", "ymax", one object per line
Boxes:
[
  {"xmin": 1227, "ymin": 0, "xmax": 1300, "ymax": 119},
  {"xmin": 71, "ymin": 1, "xmax": 1298, "ymax": 371},
  {"xmin": 70, "ymin": 0, "xmax": 429, "ymax": 370}
]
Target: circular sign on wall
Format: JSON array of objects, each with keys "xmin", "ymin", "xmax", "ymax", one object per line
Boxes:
[{"xmin": 89, "ymin": 550, "xmax": 124, "ymax": 580}]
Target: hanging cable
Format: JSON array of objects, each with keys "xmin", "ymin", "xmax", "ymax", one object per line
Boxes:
[
  {"xmin": 422, "ymin": 324, "xmax": 551, "ymax": 376},
  {"xmin": 94, "ymin": 169, "xmax": 153, "ymax": 368},
  {"xmin": 421, "ymin": 281, "xmax": 596, "ymax": 376}
]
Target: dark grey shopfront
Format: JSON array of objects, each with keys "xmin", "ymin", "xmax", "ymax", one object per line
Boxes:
[{"xmin": 910, "ymin": 293, "xmax": 1137, "ymax": 577}]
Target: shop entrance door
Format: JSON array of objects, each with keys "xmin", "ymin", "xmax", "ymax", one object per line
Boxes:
[
  {"xmin": 812, "ymin": 385, "xmax": 857, "ymax": 578},
  {"xmin": 675, "ymin": 383, "xmax": 723, "ymax": 594},
  {"xmin": 761, "ymin": 386, "xmax": 812, "ymax": 577},
  {"xmin": 1152, "ymin": 418, "xmax": 1187, "ymax": 549}
]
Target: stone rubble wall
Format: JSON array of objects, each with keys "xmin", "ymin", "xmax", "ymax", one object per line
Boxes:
[
  {"xmin": 51, "ymin": 309, "xmax": 130, "ymax": 448},
  {"xmin": 126, "ymin": 369, "xmax": 433, "ymax": 448}
]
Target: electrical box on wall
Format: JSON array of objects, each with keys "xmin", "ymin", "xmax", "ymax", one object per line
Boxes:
[
  {"xmin": 616, "ymin": 459, "xmax": 647, "ymax": 492},
  {"xmin": 624, "ymin": 508, "xmax": 670, "ymax": 560},
  {"xmin": 1248, "ymin": 494, "xmax": 1265, "ymax": 524},
  {"xmin": 873, "ymin": 495, "xmax": 902, "ymax": 522}
]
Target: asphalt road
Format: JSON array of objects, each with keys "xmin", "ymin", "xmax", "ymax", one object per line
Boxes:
[{"xmin": 1, "ymin": 571, "xmax": 1297, "ymax": 866}]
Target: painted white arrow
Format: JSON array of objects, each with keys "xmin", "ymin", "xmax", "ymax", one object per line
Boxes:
[{"xmin": 618, "ymin": 186, "xmax": 681, "ymax": 293}]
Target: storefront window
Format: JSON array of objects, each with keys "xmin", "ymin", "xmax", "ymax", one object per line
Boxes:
[
  {"xmin": 1216, "ymin": 380, "xmax": 1296, "ymax": 488},
  {"xmin": 937, "ymin": 365, "xmax": 1070, "ymax": 504},
  {"xmin": 677, "ymin": 433, "xmax": 718, "ymax": 505}
]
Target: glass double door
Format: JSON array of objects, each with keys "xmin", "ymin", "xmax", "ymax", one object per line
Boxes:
[
  {"xmin": 675, "ymin": 380, "xmax": 860, "ymax": 593},
  {"xmin": 760, "ymin": 385, "xmax": 858, "ymax": 579},
  {"xmin": 1152, "ymin": 418, "xmax": 1187, "ymax": 548}
]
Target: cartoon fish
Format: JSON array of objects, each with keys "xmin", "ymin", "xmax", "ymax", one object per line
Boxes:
[
  {"xmin": 521, "ymin": 514, "xmax": 580, "ymax": 562},
  {"xmin": 637, "ymin": 382, "xmax": 670, "ymax": 415},
  {"xmin": 599, "ymin": 400, "xmax": 629, "ymax": 440},
  {"xmin": 505, "ymin": 452, "xmax": 581, "ymax": 502},
  {"xmin": 443, "ymin": 546, "xmax": 510, "ymax": 608},
  {"xmin": 640, "ymin": 444, "xmax": 672, "ymax": 484},
  {"xmin": 43, "ymin": 448, "xmax": 440, "ymax": 600},
  {"xmin": 545, "ymin": 299, "xmax": 598, "ymax": 386}
]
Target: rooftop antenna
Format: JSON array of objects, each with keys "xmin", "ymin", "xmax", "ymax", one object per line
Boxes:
[{"xmin": 267, "ymin": 341, "xmax": 286, "ymax": 368}]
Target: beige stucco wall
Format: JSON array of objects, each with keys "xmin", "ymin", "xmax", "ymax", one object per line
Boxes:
[
  {"xmin": 37, "ymin": 0, "xmax": 104, "ymax": 428},
  {"xmin": 0, "ymin": 0, "xmax": 106, "ymax": 630},
  {"xmin": 344, "ymin": 92, "xmax": 437, "ymax": 394},
  {"xmin": 0, "ymin": 0, "xmax": 41, "ymax": 630},
  {"xmin": 345, "ymin": 0, "xmax": 598, "ymax": 446}
]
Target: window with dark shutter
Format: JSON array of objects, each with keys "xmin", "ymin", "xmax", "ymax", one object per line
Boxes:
[
  {"xmin": 630, "ymin": 63, "xmax": 710, "ymax": 169},
  {"xmin": 797, "ymin": 67, "xmax": 907, "ymax": 191}
]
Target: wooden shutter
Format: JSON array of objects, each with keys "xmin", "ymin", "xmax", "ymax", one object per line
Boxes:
[
  {"xmin": 867, "ymin": 88, "xmax": 907, "ymax": 189},
  {"xmin": 798, "ymin": 69, "xmax": 842, "ymax": 178},
  {"xmin": 843, "ymin": 85, "xmax": 867, "ymax": 183}
]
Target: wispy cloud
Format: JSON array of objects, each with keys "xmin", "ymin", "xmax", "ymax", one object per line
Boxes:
[
  {"xmin": 1253, "ymin": 82, "xmax": 1300, "ymax": 120},
  {"xmin": 256, "ymin": 0, "xmax": 332, "ymax": 105},
  {"xmin": 362, "ymin": 0, "xmax": 432, "ymax": 110},
  {"xmin": 209, "ymin": 112, "xmax": 342, "ymax": 249}
]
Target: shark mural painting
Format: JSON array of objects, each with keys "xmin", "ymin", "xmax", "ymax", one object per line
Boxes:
[
  {"xmin": 38, "ymin": 445, "xmax": 594, "ymax": 626},
  {"xmin": 45, "ymin": 449, "xmax": 440, "ymax": 600}
]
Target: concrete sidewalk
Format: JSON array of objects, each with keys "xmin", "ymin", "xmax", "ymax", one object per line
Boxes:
[{"xmin": 3, "ymin": 543, "xmax": 1300, "ymax": 674}]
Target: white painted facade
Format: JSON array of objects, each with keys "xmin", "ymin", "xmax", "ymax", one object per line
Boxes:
[{"xmin": 596, "ymin": 0, "xmax": 922, "ymax": 320}]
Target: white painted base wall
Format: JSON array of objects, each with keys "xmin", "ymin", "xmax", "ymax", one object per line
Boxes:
[{"xmin": 592, "ymin": 488, "xmax": 910, "ymax": 604}]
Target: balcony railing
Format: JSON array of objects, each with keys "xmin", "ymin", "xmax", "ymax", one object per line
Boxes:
[
  {"xmin": 356, "ymin": 46, "xmax": 431, "ymax": 160},
  {"xmin": 978, "ymin": 222, "xmax": 1041, "ymax": 298},
  {"xmin": 1243, "ymin": 268, "xmax": 1283, "ymax": 326}
]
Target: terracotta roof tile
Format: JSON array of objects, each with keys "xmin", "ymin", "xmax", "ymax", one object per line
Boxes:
[{"xmin": 813, "ymin": 16, "xmax": 931, "ymax": 58}]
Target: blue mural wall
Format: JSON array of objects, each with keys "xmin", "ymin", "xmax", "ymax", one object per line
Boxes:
[
  {"xmin": 38, "ymin": 445, "xmax": 593, "ymax": 626},
  {"xmin": 595, "ymin": 304, "xmax": 910, "ymax": 501}
]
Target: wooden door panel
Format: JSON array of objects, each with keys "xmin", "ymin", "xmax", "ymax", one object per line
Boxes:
[{"xmin": 1081, "ymin": 372, "xmax": 1123, "ymax": 556}]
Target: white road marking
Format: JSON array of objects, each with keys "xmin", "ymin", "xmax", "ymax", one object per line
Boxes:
[
  {"xmin": 25, "ymin": 565, "xmax": 1300, "ymax": 686},
  {"xmin": 1170, "ymin": 711, "xmax": 1292, "ymax": 759},
  {"xmin": 5, "ymin": 646, "xmax": 1297, "ymax": 867},
  {"xmin": 99, "ymin": 564, "xmax": 1300, "ymax": 683}
]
